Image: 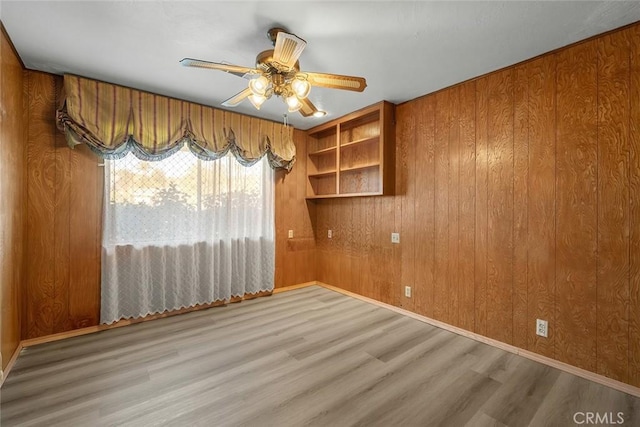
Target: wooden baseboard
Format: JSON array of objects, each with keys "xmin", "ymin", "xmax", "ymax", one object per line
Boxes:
[
  {"xmin": 0, "ymin": 343, "xmax": 23, "ymax": 388},
  {"xmin": 316, "ymin": 282, "xmax": 640, "ymax": 398},
  {"xmin": 272, "ymin": 281, "xmax": 318, "ymax": 294},
  {"xmin": 21, "ymin": 291, "xmax": 277, "ymax": 348},
  {"xmin": 19, "ymin": 286, "xmax": 318, "ymax": 348}
]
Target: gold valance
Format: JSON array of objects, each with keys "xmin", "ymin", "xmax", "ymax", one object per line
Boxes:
[{"xmin": 56, "ymin": 75, "xmax": 296, "ymax": 170}]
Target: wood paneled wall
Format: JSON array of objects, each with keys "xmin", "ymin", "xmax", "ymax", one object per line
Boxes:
[
  {"xmin": 275, "ymin": 130, "xmax": 317, "ymax": 287},
  {"xmin": 0, "ymin": 27, "xmax": 26, "ymax": 371},
  {"xmin": 316, "ymin": 23, "xmax": 640, "ymax": 387},
  {"xmin": 24, "ymin": 71, "xmax": 102, "ymax": 339}
]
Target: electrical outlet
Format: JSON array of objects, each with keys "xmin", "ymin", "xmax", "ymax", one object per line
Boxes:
[
  {"xmin": 288, "ymin": 230, "xmax": 294, "ymax": 239},
  {"xmin": 328, "ymin": 230, "xmax": 332, "ymax": 239},
  {"xmin": 391, "ymin": 232, "xmax": 400, "ymax": 244},
  {"xmin": 536, "ymin": 319, "xmax": 548, "ymax": 338},
  {"xmin": 404, "ymin": 286, "xmax": 412, "ymax": 298}
]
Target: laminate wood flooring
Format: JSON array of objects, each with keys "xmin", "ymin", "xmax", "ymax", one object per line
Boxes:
[{"xmin": 1, "ymin": 286, "xmax": 638, "ymax": 426}]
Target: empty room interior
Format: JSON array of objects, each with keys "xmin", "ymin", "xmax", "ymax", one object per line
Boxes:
[{"xmin": 2, "ymin": 1, "xmax": 640, "ymax": 425}]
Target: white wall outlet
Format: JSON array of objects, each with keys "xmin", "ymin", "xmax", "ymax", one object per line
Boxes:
[
  {"xmin": 288, "ymin": 230, "xmax": 294, "ymax": 239},
  {"xmin": 536, "ymin": 319, "xmax": 548, "ymax": 338},
  {"xmin": 391, "ymin": 232, "xmax": 400, "ymax": 244},
  {"xmin": 328, "ymin": 229, "xmax": 332, "ymax": 239},
  {"xmin": 405, "ymin": 286, "xmax": 412, "ymax": 298}
]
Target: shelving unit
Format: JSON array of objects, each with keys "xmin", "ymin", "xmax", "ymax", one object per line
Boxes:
[{"xmin": 306, "ymin": 101, "xmax": 395, "ymax": 199}]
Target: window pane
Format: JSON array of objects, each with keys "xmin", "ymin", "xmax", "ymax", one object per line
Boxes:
[{"xmin": 104, "ymin": 147, "xmax": 272, "ymax": 246}]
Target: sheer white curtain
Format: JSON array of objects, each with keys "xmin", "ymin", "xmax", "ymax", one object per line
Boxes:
[{"xmin": 101, "ymin": 148, "xmax": 274, "ymax": 324}]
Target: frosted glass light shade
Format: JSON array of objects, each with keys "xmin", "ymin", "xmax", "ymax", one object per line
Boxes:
[
  {"xmin": 249, "ymin": 75, "xmax": 269, "ymax": 95},
  {"xmin": 291, "ymin": 78, "xmax": 310, "ymax": 99},
  {"xmin": 286, "ymin": 94, "xmax": 302, "ymax": 112},
  {"xmin": 249, "ymin": 94, "xmax": 267, "ymax": 109}
]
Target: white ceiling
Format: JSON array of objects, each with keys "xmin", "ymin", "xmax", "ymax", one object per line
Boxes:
[{"xmin": 2, "ymin": 1, "xmax": 640, "ymax": 130}]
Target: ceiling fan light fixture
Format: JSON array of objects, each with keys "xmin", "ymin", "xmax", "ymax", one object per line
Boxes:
[
  {"xmin": 291, "ymin": 77, "xmax": 310, "ymax": 99},
  {"xmin": 248, "ymin": 93, "xmax": 267, "ymax": 110},
  {"xmin": 285, "ymin": 94, "xmax": 302, "ymax": 112},
  {"xmin": 182, "ymin": 28, "xmax": 367, "ymax": 118},
  {"xmin": 249, "ymin": 75, "xmax": 269, "ymax": 95}
]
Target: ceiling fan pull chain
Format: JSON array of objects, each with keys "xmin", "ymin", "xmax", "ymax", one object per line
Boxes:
[{"xmin": 283, "ymin": 114, "xmax": 289, "ymax": 128}]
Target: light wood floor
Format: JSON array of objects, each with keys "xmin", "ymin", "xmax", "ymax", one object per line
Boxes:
[{"xmin": 1, "ymin": 286, "xmax": 638, "ymax": 426}]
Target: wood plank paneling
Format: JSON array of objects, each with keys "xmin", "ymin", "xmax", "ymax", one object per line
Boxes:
[
  {"xmin": 274, "ymin": 166, "xmax": 285, "ymax": 287},
  {"xmin": 413, "ymin": 97, "xmax": 436, "ymax": 318},
  {"xmin": 297, "ymin": 130, "xmax": 314, "ymax": 279},
  {"xmin": 361, "ymin": 196, "xmax": 375, "ymax": 300},
  {"xmin": 448, "ymin": 86, "xmax": 460, "ymax": 327},
  {"xmin": 434, "ymin": 90, "xmax": 450, "ymax": 323},
  {"xmin": 68, "ymin": 144, "xmax": 102, "ymax": 329},
  {"xmin": 630, "ymin": 24, "xmax": 640, "ymax": 389},
  {"xmin": 527, "ymin": 55, "xmax": 556, "ymax": 358},
  {"xmin": 512, "ymin": 65, "xmax": 529, "ymax": 351},
  {"xmin": 596, "ymin": 31, "xmax": 630, "ymax": 383},
  {"xmin": 485, "ymin": 69, "xmax": 514, "ymax": 345},
  {"xmin": 1, "ymin": 28, "xmax": 26, "ymax": 371},
  {"xmin": 393, "ymin": 109, "xmax": 403, "ymax": 307},
  {"xmin": 381, "ymin": 195, "xmax": 396, "ymax": 305},
  {"xmin": 475, "ymin": 77, "xmax": 489, "ymax": 337},
  {"xmin": 398, "ymin": 103, "xmax": 415, "ymax": 311},
  {"xmin": 25, "ymin": 72, "xmax": 59, "ymax": 339},
  {"xmin": 351, "ymin": 197, "xmax": 363, "ymax": 296},
  {"xmin": 274, "ymin": 128, "xmax": 316, "ymax": 288},
  {"xmin": 339, "ymin": 199, "xmax": 353, "ymax": 290},
  {"xmin": 555, "ymin": 40, "xmax": 598, "ymax": 372},
  {"xmin": 25, "ymin": 71, "xmax": 103, "ymax": 338},
  {"xmin": 458, "ymin": 81, "xmax": 476, "ymax": 332},
  {"xmin": 53, "ymin": 113, "xmax": 71, "ymax": 333}
]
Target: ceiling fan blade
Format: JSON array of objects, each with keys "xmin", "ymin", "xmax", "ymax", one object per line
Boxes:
[
  {"xmin": 299, "ymin": 97, "xmax": 319, "ymax": 117},
  {"xmin": 221, "ymin": 87, "xmax": 252, "ymax": 107},
  {"xmin": 272, "ymin": 32, "xmax": 307, "ymax": 70},
  {"xmin": 305, "ymin": 72, "xmax": 367, "ymax": 92},
  {"xmin": 180, "ymin": 58, "xmax": 258, "ymax": 78}
]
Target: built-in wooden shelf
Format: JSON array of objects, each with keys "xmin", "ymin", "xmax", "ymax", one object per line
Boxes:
[
  {"xmin": 308, "ymin": 170, "xmax": 337, "ymax": 178},
  {"xmin": 340, "ymin": 136, "xmax": 378, "ymax": 150},
  {"xmin": 305, "ymin": 101, "xmax": 395, "ymax": 199},
  {"xmin": 308, "ymin": 146, "xmax": 337, "ymax": 156},
  {"xmin": 340, "ymin": 163, "xmax": 380, "ymax": 173}
]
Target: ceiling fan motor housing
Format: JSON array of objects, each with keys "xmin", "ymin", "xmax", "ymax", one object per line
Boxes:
[
  {"xmin": 267, "ymin": 27, "xmax": 288, "ymax": 45},
  {"xmin": 256, "ymin": 50, "xmax": 300, "ymax": 73},
  {"xmin": 255, "ymin": 49, "xmax": 301, "ymax": 97}
]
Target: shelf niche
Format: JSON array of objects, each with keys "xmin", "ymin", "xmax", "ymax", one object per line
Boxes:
[{"xmin": 305, "ymin": 101, "xmax": 395, "ymax": 199}]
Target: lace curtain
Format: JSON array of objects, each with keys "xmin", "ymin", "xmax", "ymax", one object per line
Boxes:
[{"xmin": 101, "ymin": 148, "xmax": 274, "ymax": 324}]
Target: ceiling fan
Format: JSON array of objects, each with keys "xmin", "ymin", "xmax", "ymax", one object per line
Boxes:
[{"xmin": 180, "ymin": 27, "xmax": 367, "ymax": 117}]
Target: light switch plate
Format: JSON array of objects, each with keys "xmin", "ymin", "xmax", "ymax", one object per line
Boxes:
[{"xmin": 391, "ymin": 232, "xmax": 400, "ymax": 244}]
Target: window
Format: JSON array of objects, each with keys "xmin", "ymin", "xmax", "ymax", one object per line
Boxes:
[
  {"xmin": 101, "ymin": 147, "xmax": 275, "ymax": 324},
  {"xmin": 104, "ymin": 147, "xmax": 271, "ymax": 246}
]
